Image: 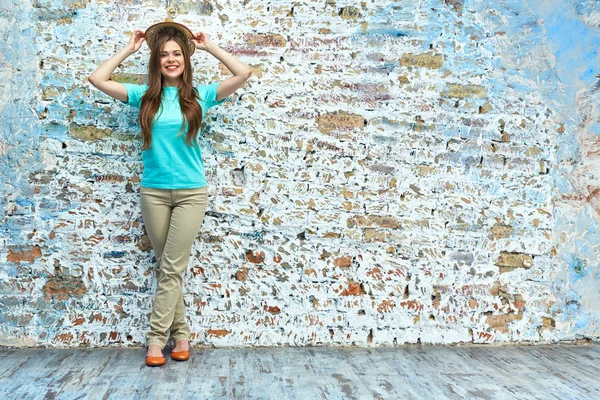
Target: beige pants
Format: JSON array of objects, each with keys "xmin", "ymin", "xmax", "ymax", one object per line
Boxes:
[{"xmin": 140, "ymin": 186, "xmax": 208, "ymax": 348}]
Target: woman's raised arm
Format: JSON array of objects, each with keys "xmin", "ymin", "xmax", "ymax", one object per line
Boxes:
[
  {"xmin": 88, "ymin": 30, "xmax": 145, "ymax": 102},
  {"xmin": 192, "ymin": 32, "xmax": 252, "ymax": 102}
]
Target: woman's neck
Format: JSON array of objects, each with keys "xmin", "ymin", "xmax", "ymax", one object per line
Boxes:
[{"xmin": 161, "ymin": 77, "xmax": 181, "ymax": 88}]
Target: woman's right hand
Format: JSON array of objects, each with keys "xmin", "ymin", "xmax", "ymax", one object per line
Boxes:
[
  {"xmin": 88, "ymin": 29, "xmax": 145, "ymax": 102},
  {"xmin": 125, "ymin": 30, "xmax": 145, "ymax": 54}
]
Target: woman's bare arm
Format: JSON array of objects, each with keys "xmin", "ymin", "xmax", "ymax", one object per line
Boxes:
[
  {"xmin": 88, "ymin": 30, "xmax": 145, "ymax": 102},
  {"xmin": 192, "ymin": 33, "xmax": 252, "ymax": 102}
]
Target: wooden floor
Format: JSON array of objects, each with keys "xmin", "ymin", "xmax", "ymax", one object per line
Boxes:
[{"xmin": 0, "ymin": 344, "xmax": 598, "ymax": 399}]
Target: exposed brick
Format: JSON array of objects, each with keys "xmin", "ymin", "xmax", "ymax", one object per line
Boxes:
[
  {"xmin": 485, "ymin": 312, "xmax": 523, "ymax": 333},
  {"xmin": 496, "ymin": 252, "xmax": 533, "ymax": 271},
  {"xmin": 265, "ymin": 305, "xmax": 281, "ymax": 314},
  {"xmin": 491, "ymin": 224, "xmax": 513, "ymax": 239},
  {"xmin": 541, "ymin": 316, "xmax": 556, "ymax": 329},
  {"xmin": 513, "ymin": 294, "xmax": 525, "ymax": 312},
  {"xmin": 400, "ymin": 52, "xmax": 443, "ymax": 69},
  {"xmin": 219, "ymin": 63, "xmax": 263, "ymax": 78},
  {"xmin": 7, "ymin": 246, "xmax": 42, "ymax": 263},
  {"xmin": 94, "ymin": 174, "xmax": 125, "ymax": 182},
  {"xmin": 479, "ymin": 102, "xmax": 493, "ymax": 113},
  {"xmin": 317, "ymin": 112, "xmax": 366, "ymax": 134},
  {"xmin": 417, "ymin": 165, "xmax": 436, "ymax": 176},
  {"xmin": 339, "ymin": 6, "xmax": 361, "ymax": 20},
  {"xmin": 135, "ymin": 234, "xmax": 153, "ymax": 251},
  {"xmin": 347, "ymin": 215, "xmax": 400, "ymax": 229},
  {"xmin": 5, "ymin": 313, "xmax": 33, "ymax": 326},
  {"xmin": 55, "ymin": 333, "xmax": 74, "ymax": 343},
  {"xmin": 377, "ymin": 299, "xmax": 396, "ymax": 313},
  {"xmin": 341, "ymin": 282, "xmax": 362, "ymax": 296},
  {"xmin": 70, "ymin": 124, "xmax": 112, "ymax": 141},
  {"xmin": 167, "ymin": 0, "xmax": 214, "ymax": 15},
  {"xmin": 245, "ymin": 33, "xmax": 286, "ymax": 47},
  {"xmin": 42, "ymin": 86, "xmax": 61, "ymax": 100},
  {"xmin": 443, "ymin": 84, "xmax": 487, "ymax": 98},
  {"xmin": 468, "ymin": 297, "xmax": 479, "ymax": 308},
  {"xmin": 109, "ymin": 73, "xmax": 146, "ymax": 84},
  {"xmin": 246, "ymin": 250, "xmax": 265, "ymax": 264},
  {"xmin": 364, "ymin": 229, "xmax": 386, "ymax": 242},
  {"xmin": 207, "ymin": 329, "xmax": 229, "ymax": 338},
  {"xmin": 42, "ymin": 274, "xmax": 87, "ymax": 299},
  {"xmin": 491, "ymin": 281, "xmax": 501, "ymax": 296},
  {"xmin": 333, "ymin": 256, "xmax": 352, "ymax": 268},
  {"xmin": 235, "ymin": 269, "xmax": 248, "ymax": 281},
  {"xmin": 400, "ymin": 300, "xmax": 424, "ymax": 312},
  {"xmin": 190, "ymin": 265, "xmax": 205, "ymax": 277}
]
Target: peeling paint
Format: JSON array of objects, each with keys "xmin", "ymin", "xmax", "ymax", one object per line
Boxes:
[{"xmin": 0, "ymin": 0, "xmax": 599, "ymax": 347}]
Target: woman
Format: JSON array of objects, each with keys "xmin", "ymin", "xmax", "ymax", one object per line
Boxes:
[{"xmin": 89, "ymin": 22, "xmax": 251, "ymax": 366}]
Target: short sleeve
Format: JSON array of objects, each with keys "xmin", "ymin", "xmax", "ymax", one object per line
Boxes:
[
  {"xmin": 121, "ymin": 83, "xmax": 148, "ymax": 108},
  {"xmin": 196, "ymin": 82, "xmax": 229, "ymax": 110}
]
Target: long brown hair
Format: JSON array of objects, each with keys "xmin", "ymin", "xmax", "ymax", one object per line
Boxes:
[{"xmin": 139, "ymin": 34, "xmax": 203, "ymax": 149}]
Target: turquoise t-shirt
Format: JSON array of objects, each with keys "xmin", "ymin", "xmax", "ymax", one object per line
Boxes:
[{"xmin": 121, "ymin": 82, "xmax": 227, "ymax": 189}]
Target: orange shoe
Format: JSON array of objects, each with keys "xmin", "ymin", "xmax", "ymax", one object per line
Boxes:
[
  {"xmin": 146, "ymin": 347, "xmax": 166, "ymax": 367},
  {"xmin": 170, "ymin": 349, "xmax": 190, "ymax": 361}
]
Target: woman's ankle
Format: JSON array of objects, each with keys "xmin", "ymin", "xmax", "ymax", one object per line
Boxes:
[
  {"xmin": 147, "ymin": 344, "xmax": 163, "ymax": 355},
  {"xmin": 173, "ymin": 339, "xmax": 189, "ymax": 351}
]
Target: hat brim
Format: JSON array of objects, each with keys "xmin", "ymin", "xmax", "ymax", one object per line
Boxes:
[{"xmin": 144, "ymin": 22, "xmax": 196, "ymax": 56}]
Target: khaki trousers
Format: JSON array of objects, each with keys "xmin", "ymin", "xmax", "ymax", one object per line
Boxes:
[{"xmin": 140, "ymin": 186, "xmax": 208, "ymax": 348}]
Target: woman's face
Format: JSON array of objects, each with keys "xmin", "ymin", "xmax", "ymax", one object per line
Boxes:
[{"xmin": 160, "ymin": 40, "xmax": 185, "ymax": 82}]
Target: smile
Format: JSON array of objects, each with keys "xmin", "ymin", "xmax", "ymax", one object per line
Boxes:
[{"xmin": 165, "ymin": 65, "xmax": 179, "ymax": 71}]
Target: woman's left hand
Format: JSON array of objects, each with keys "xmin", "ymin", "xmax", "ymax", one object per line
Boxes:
[{"xmin": 192, "ymin": 32, "xmax": 213, "ymax": 51}]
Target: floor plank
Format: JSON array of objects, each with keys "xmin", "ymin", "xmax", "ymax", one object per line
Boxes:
[{"xmin": 0, "ymin": 345, "xmax": 598, "ymax": 399}]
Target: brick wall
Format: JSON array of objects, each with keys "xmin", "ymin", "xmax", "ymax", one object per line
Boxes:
[{"xmin": 0, "ymin": 0, "xmax": 598, "ymax": 347}]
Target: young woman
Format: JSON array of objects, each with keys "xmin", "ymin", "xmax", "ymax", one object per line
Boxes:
[{"xmin": 89, "ymin": 22, "xmax": 251, "ymax": 366}]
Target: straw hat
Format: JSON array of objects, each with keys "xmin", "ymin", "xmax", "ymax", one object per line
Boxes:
[{"xmin": 144, "ymin": 21, "xmax": 196, "ymax": 56}]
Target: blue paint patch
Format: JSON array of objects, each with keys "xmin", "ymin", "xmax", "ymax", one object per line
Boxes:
[
  {"xmin": 565, "ymin": 289, "xmax": 581, "ymax": 307},
  {"xmin": 374, "ymin": 62, "xmax": 397, "ymax": 73},
  {"xmin": 574, "ymin": 312, "xmax": 590, "ymax": 331},
  {"xmin": 359, "ymin": 3, "xmax": 446, "ymax": 46},
  {"xmin": 525, "ymin": 189, "xmax": 549, "ymax": 203},
  {"xmin": 43, "ymin": 123, "xmax": 69, "ymax": 139},
  {"xmin": 357, "ymin": 29, "xmax": 408, "ymax": 38},
  {"xmin": 241, "ymin": 230, "xmax": 265, "ymax": 243},
  {"xmin": 103, "ymin": 251, "xmax": 127, "ymax": 259},
  {"xmin": 570, "ymin": 256, "xmax": 588, "ymax": 283},
  {"xmin": 588, "ymin": 123, "xmax": 600, "ymax": 136},
  {"xmin": 527, "ymin": 0, "xmax": 600, "ymax": 106},
  {"xmin": 556, "ymin": 135, "xmax": 582, "ymax": 166},
  {"xmin": 16, "ymin": 200, "xmax": 35, "ymax": 208},
  {"xmin": 35, "ymin": 8, "xmax": 76, "ymax": 22},
  {"xmin": 1, "ymin": 265, "xmax": 21, "ymax": 279}
]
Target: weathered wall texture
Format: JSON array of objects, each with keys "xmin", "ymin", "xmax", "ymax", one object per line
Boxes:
[{"xmin": 1, "ymin": 0, "xmax": 598, "ymax": 347}]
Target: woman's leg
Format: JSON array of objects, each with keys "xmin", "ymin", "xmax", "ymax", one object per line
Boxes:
[
  {"xmin": 170, "ymin": 288, "xmax": 190, "ymax": 345},
  {"xmin": 146, "ymin": 187, "xmax": 208, "ymax": 348},
  {"xmin": 168, "ymin": 188, "xmax": 208, "ymax": 343},
  {"xmin": 140, "ymin": 186, "xmax": 172, "ymax": 352}
]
